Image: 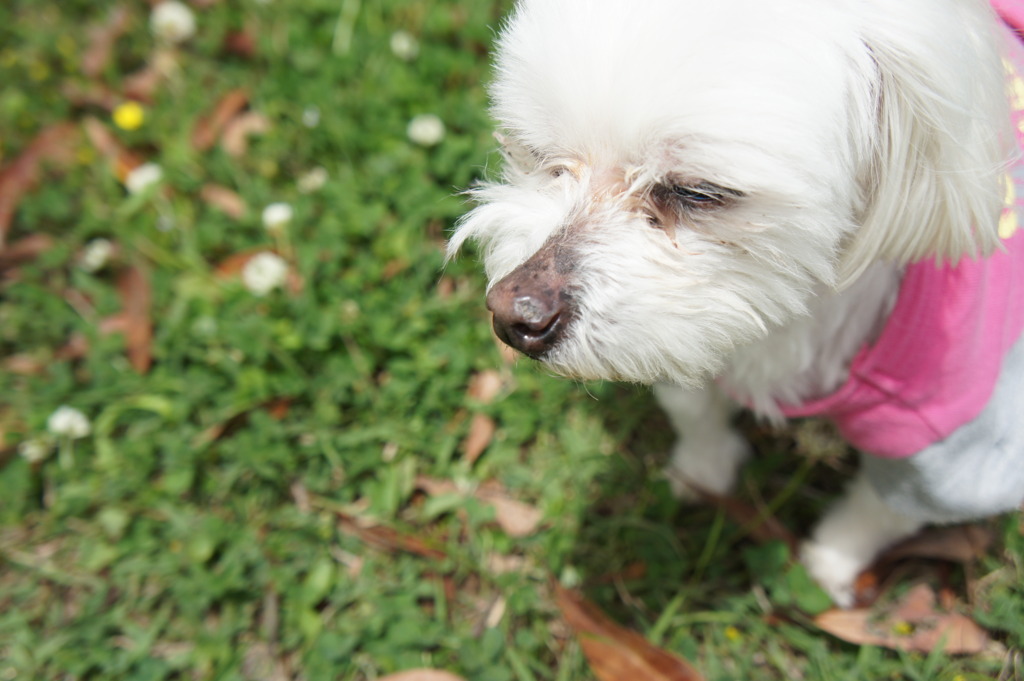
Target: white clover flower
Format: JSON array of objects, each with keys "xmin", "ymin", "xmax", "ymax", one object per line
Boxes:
[
  {"xmin": 124, "ymin": 162, "xmax": 164, "ymax": 194},
  {"xmin": 47, "ymin": 406, "xmax": 92, "ymax": 439},
  {"xmin": 407, "ymin": 113, "xmax": 445, "ymax": 147},
  {"xmin": 262, "ymin": 202, "xmax": 294, "ymax": 233},
  {"xmin": 297, "ymin": 166, "xmax": 328, "ymax": 194},
  {"xmin": 19, "ymin": 437, "xmax": 53, "ymax": 464},
  {"xmin": 301, "ymin": 106, "xmax": 321, "ymax": 129},
  {"xmin": 79, "ymin": 238, "xmax": 114, "ymax": 273},
  {"xmin": 150, "ymin": 1, "xmax": 197, "ymax": 45},
  {"xmin": 241, "ymin": 252, "xmax": 289, "ymax": 296},
  {"xmin": 390, "ymin": 31, "xmax": 420, "ymax": 61}
]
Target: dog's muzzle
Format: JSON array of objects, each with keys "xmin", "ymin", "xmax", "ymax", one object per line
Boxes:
[{"xmin": 486, "ymin": 240, "xmax": 576, "ymax": 359}]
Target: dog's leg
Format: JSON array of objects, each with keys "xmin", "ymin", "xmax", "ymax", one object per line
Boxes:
[
  {"xmin": 801, "ymin": 472, "xmax": 924, "ymax": 608},
  {"xmin": 654, "ymin": 383, "xmax": 751, "ymax": 501}
]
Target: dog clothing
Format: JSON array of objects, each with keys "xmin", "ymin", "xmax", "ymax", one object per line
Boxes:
[{"xmin": 775, "ymin": 19, "xmax": 1024, "ymax": 459}]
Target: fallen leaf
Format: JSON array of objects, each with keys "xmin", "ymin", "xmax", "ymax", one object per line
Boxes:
[
  {"xmin": 200, "ymin": 183, "xmax": 248, "ymax": 219},
  {"xmin": 222, "ymin": 29, "xmax": 258, "ymax": 59},
  {"xmin": 554, "ymin": 584, "xmax": 705, "ymax": 681},
  {"xmin": 878, "ymin": 525, "xmax": 993, "ymax": 565},
  {"xmin": 0, "ymin": 123, "xmax": 79, "ymax": 243},
  {"xmin": 814, "ymin": 584, "xmax": 990, "ymax": 654},
  {"xmin": 476, "ymin": 484, "xmax": 543, "ymax": 538},
  {"xmin": 377, "ymin": 671, "xmax": 466, "ymax": 681},
  {"xmin": 0, "ymin": 234, "xmax": 54, "ymax": 270},
  {"xmin": 416, "ymin": 476, "xmax": 543, "ymax": 538},
  {"xmin": 336, "ymin": 516, "xmax": 447, "ymax": 561},
  {"xmin": 55, "ymin": 333, "xmax": 90, "ymax": 362},
  {"xmin": 484, "ymin": 552, "xmax": 529, "ymax": 575},
  {"xmin": 192, "ymin": 398, "xmax": 295, "ymax": 448},
  {"xmin": 213, "ymin": 249, "xmax": 302, "ymax": 296},
  {"xmin": 82, "ymin": 5, "xmax": 131, "ymax": 78},
  {"xmin": 240, "ymin": 642, "xmax": 289, "ymax": 681},
  {"xmin": 82, "ymin": 117, "xmax": 143, "ymax": 182},
  {"xmin": 852, "ymin": 525, "xmax": 994, "ymax": 606},
  {"xmin": 61, "ymin": 81, "xmax": 121, "ymax": 111},
  {"xmin": 461, "ymin": 413, "xmax": 495, "ymax": 464},
  {"xmin": 220, "ymin": 111, "xmax": 270, "ymax": 157},
  {"xmin": 214, "ymin": 248, "xmax": 265, "ymax": 279},
  {"xmin": 192, "ymin": 89, "xmax": 249, "ymax": 151},
  {"xmin": 116, "ymin": 265, "xmax": 153, "ymax": 373},
  {"xmin": 592, "ymin": 562, "xmax": 649, "ymax": 584},
  {"xmin": 467, "ymin": 370, "xmax": 503, "ymax": 403},
  {"xmin": 436, "ymin": 276, "xmax": 455, "ymax": 299},
  {"xmin": 122, "ymin": 49, "xmax": 178, "ymax": 102},
  {"xmin": 3, "ymin": 354, "xmax": 48, "ymax": 376}
]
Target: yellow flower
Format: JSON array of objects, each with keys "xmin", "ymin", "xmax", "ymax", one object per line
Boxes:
[
  {"xmin": 724, "ymin": 626, "xmax": 742, "ymax": 642},
  {"xmin": 892, "ymin": 620, "xmax": 914, "ymax": 636},
  {"xmin": 113, "ymin": 101, "xmax": 145, "ymax": 131}
]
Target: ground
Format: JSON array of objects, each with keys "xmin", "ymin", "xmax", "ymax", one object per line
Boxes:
[{"xmin": 0, "ymin": 1, "xmax": 1022, "ymax": 679}]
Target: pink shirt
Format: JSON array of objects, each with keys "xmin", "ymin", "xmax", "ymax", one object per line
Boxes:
[{"xmin": 776, "ymin": 17, "xmax": 1024, "ymax": 458}]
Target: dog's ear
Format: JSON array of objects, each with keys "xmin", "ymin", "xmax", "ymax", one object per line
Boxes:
[{"xmin": 840, "ymin": 1, "xmax": 1015, "ymax": 285}]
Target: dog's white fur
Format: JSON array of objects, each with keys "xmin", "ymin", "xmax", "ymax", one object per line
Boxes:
[{"xmin": 450, "ymin": 0, "xmax": 1020, "ymax": 606}]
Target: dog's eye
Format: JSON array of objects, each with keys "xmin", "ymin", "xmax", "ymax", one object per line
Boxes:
[{"xmin": 667, "ymin": 182, "xmax": 740, "ymax": 209}]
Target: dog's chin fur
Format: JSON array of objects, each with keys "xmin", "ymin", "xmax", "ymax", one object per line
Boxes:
[{"xmin": 450, "ymin": 0, "xmax": 1013, "ymax": 398}]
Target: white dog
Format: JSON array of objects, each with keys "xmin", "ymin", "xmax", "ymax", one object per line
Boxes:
[{"xmin": 449, "ymin": 0, "xmax": 1024, "ymax": 607}]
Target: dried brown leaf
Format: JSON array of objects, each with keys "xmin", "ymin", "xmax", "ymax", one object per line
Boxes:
[
  {"xmin": 55, "ymin": 333, "xmax": 90, "ymax": 362},
  {"xmin": 82, "ymin": 5, "xmax": 131, "ymax": 78},
  {"xmin": 82, "ymin": 117, "xmax": 143, "ymax": 182},
  {"xmin": 436, "ymin": 276, "xmax": 456, "ymax": 299},
  {"xmin": 467, "ymin": 370, "xmax": 503, "ymax": 404},
  {"xmin": 223, "ymin": 29, "xmax": 258, "ymax": 59},
  {"xmin": 192, "ymin": 89, "xmax": 249, "ymax": 151},
  {"xmin": 476, "ymin": 485, "xmax": 543, "ymax": 538},
  {"xmin": 240, "ymin": 642, "xmax": 289, "ymax": 681},
  {"xmin": 221, "ymin": 111, "xmax": 270, "ymax": 157},
  {"xmin": 0, "ymin": 123, "xmax": 79, "ymax": 243},
  {"xmin": 879, "ymin": 525, "xmax": 993, "ymax": 565},
  {"xmin": 416, "ymin": 476, "xmax": 456, "ymax": 497},
  {"xmin": 814, "ymin": 584, "xmax": 990, "ymax": 654},
  {"xmin": 461, "ymin": 413, "xmax": 496, "ymax": 464},
  {"xmin": 337, "ymin": 516, "xmax": 447, "ymax": 561},
  {"xmin": 61, "ymin": 81, "xmax": 121, "ymax": 111},
  {"xmin": 200, "ymin": 184, "xmax": 248, "ymax": 219},
  {"xmin": 0, "ymin": 234, "xmax": 54, "ymax": 271},
  {"xmin": 117, "ymin": 266, "xmax": 153, "ymax": 373},
  {"xmin": 192, "ymin": 398, "xmax": 294, "ymax": 448},
  {"xmin": 3, "ymin": 354, "xmax": 48, "ymax": 376},
  {"xmin": 377, "ymin": 671, "xmax": 466, "ymax": 681},
  {"xmin": 122, "ymin": 50, "xmax": 178, "ymax": 103},
  {"xmin": 555, "ymin": 585, "xmax": 705, "ymax": 681},
  {"xmin": 852, "ymin": 525, "xmax": 994, "ymax": 606},
  {"xmin": 214, "ymin": 248, "xmax": 271, "ymax": 279},
  {"xmin": 416, "ymin": 476, "xmax": 544, "ymax": 538}
]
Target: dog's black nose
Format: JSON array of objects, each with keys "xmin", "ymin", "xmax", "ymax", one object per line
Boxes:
[
  {"xmin": 486, "ymin": 242, "xmax": 574, "ymax": 358},
  {"xmin": 489, "ymin": 291, "xmax": 566, "ymax": 357}
]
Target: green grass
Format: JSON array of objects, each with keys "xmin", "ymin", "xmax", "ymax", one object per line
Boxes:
[{"xmin": 1, "ymin": 1, "xmax": 1022, "ymax": 679}]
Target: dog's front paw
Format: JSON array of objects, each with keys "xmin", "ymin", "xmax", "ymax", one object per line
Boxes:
[
  {"xmin": 800, "ymin": 539, "xmax": 862, "ymax": 609},
  {"xmin": 663, "ymin": 430, "xmax": 751, "ymax": 502}
]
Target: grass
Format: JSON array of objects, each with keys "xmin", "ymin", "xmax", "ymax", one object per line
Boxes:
[{"xmin": 1, "ymin": 1, "xmax": 1022, "ymax": 679}]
